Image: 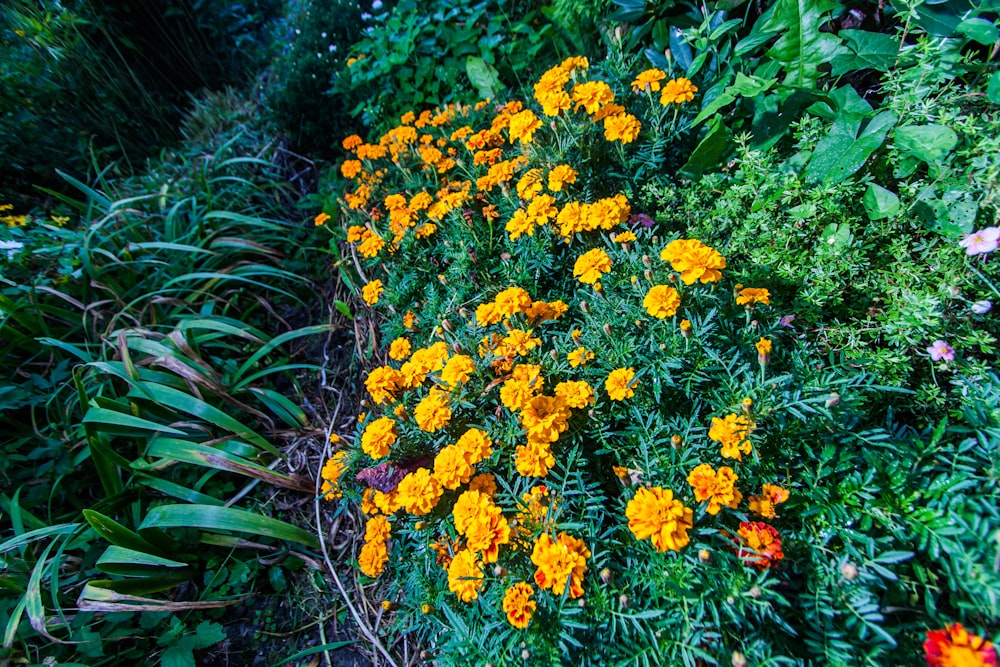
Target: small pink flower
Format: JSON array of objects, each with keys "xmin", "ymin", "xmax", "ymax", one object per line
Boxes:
[
  {"xmin": 927, "ymin": 340, "xmax": 955, "ymax": 362},
  {"xmin": 959, "ymin": 227, "xmax": 1000, "ymax": 255},
  {"xmin": 778, "ymin": 314, "xmax": 796, "ymax": 327}
]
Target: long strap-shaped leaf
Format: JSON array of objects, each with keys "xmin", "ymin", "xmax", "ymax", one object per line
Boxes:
[{"xmin": 139, "ymin": 504, "xmax": 319, "ymax": 549}]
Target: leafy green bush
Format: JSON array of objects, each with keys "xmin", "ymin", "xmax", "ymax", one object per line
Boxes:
[{"xmin": 314, "ymin": 50, "xmax": 999, "ymax": 664}]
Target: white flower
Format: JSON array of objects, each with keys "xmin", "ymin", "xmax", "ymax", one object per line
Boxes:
[
  {"xmin": 0, "ymin": 240, "xmax": 24, "ymax": 260},
  {"xmin": 972, "ymin": 300, "xmax": 992, "ymax": 314}
]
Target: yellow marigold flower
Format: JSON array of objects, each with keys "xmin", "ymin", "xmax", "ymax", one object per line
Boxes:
[
  {"xmin": 346, "ymin": 225, "xmax": 365, "ymax": 242},
  {"xmin": 360, "ymin": 417, "xmax": 397, "ymax": 459},
  {"xmin": 749, "ymin": 483, "xmax": 790, "ymax": 519},
  {"xmin": 643, "ymin": 284, "xmax": 681, "ymax": 319},
  {"xmin": 709, "ymin": 414, "xmax": 756, "ymax": 460},
  {"xmin": 737, "ymin": 287, "xmax": 771, "ymax": 307},
  {"xmin": 554, "ymin": 380, "xmax": 594, "ymax": 409},
  {"xmin": 756, "ymin": 337, "xmax": 772, "ymax": 356},
  {"xmin": 341, "ymin": 160, "xmax": 362, "ymax": 179},
  {"xmin": 614, "ymin": 231, "xmax": 636, "ymax": 243},
  {"xmin": 396, "ymin": 467, "xmax": 443, "ymax": 516},
  {"xmin": 530, "ymin": 532, "xmax": 590, "ymax": 598},
  {"xmin": 534, "ymin": 65, "xmax": 570, "ymax": 96},
  {"xmin": 593, "ymin": 102, "xmax": 626, "ymax": 122},
  {"xmin": 605, "ymin": 367, "xmax": 637, "ymax": 401},
  {"xmin": 447, "ymin": 549, "xmax": 484, "ymax": 602},
  {"xmin": 357, "ymin": 230, "xmax": 385, "ymax": 258},
  {"xmin": 403, "ymin": 310, "xmax": 417, "ymax": 329},
  {"xmin": 567, "ymin": 346, "xmax": 594, "ymax": 367},
  {"xmin": 660, "ymin": 77, "xmax": 698, "ymax": 106},
  {"xmin": 660, "ymin": 238, "xmax": 726, "ymax": 284},
  {"xmin": 501, "ymin": 378, "xmax": 537, "ymax": 412},
  {"xmin": 465, "ymin": 506, "xmax": 511, "ymax": 563},
  {"xmin": 571, "ymin": 81, "xmax": 614, "ymax": 115},
  {"xmin": 506, "ymin": 209, "xmax": 534, "ymax": 241},
  {"xmin": 475, "ymin": 302, "xmax": 502, "ymax": 327},
  {"xmin": 603, "ymin": 112, "xmax": 642, "ymax": 144},
  {"xmin": 389, "ymin": 337, "xmax": 411, "ymax": 361},
  {"xmin": 501, "ymin": 329, "xmax": 541, "ymax": 356},
  {"xmin": 362, "ymin": 279, "xmax": 383, "ymax": 306},
  {"xmin": 320, "ymin": 451, "xmax": 349, "ymax": 500},
  {"xmin": 469, "ymin": 472, "xmax": 497, "ymax": 495},
  {"xmin": 526, "ymin": 194, "xmax": 558, "ymax": 226},
  {"xmin": 502, "ymin": 582, "xmax": 536, "ymax": 629},
  {"xmin": 414, "ymin": 387, "xmax": 452, "ymax": 432},
  {"xmin": 517, "ymin": 169, "xmax": 544, "ymax": 200},
  {"xmin": 314, "ymin": 212, "xmax": 331, "ymax": 226},
  {"xmin": 434, "ymin": 444, "xmax": 475, "ymax": 490},
  {"xmin": 632, "ymin": 68, "xmax": 666, "ymax": 93},
  {"xmin": 686, "ymin": 464, "xmax": 743, "ymax": 515},
  {"xmin": 680, "ymin": 319, "xmax": 693, "ymax": 336},
  {"xmin": 508, "ymin": 109, "xmax": 543, "ymax": 144},
  {"xmin": 494, "ymin": 286, "xmax": 533, "ymax": 318},
  {"xmin": 521, "ymin": 395, "xmax": 571, "ymax": 444},
  {"xmin": 456, "ymin": 428, "xmax": 493, "ymax": 465},
  {"xmin": 364, "ymin": 515, "xmax": 391, "ymax": 543},
  {"xmin": 342, "ymin": 134, "xmax": 364, "ymax": 151},
  {"xmin": 358, "ymin": 539, "xmax": 389, "ymax": 577},
  {"xmin": 547, "ymin": 165, "xmax": 577, "ymax": 192},
  {"xmin": 515, "ymin": 440, "xmax": 555, "ymax": 477},
  {"xmin": 441, "ymin": 354, "xmax": 475, "ymax": 386},
  {"xmin": 573, "ymin": 248, "xmax": 612, "ymax": 284},
  {"xmin": 365, "ymin": 366, "xmax": 402, "ymax": 404},
  {"xmin": 560, "ymin": 56, "xmax": 589, "ymax": 71},
  {"xmin": 626, "ymin": 486, "xmax": 693, "ymax": 552},
  {"xmin": 453, "ymin": 489, "xmax": 491, "ymax": 534}
]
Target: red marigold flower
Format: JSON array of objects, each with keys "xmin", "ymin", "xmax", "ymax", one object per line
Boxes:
[
  {"xmin": 924, "ymin": 623, "xmax": 998, "ymax": 667},
  {"xmin": 736, "ymin": 521, "xmax": 784, "ymax": 569}
]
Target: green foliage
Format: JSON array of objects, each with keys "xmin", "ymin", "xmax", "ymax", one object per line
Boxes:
[
  {"xmin": 337, "ymin": 0, "xmax": 568, "ymax": 131},
  {"xmin": 264, "ymin": 0, "xmax": 366, "ymax": 155}
]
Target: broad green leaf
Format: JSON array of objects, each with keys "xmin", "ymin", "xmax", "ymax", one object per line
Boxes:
[
  {"xmin": 669, "ymin": 26, "xmax": 693, "ymax": 72},
  {"xmin": 956, "ymin": 17, "xmax": 999, "ymax": 44},
  {"xmin": 761, "ymin": 0, "xmax": 847, "ymax": 86},
  {"xmin": 863, "ymin": 184, "xmax": 901, "ymax": 220},
  {"xmin": 247, "ymin": 387, "xmax": 309, "ymax": 429},
  {"xmin": 334, "ymin": 300, "xmax": 353, "ymax": 319},
  {"xmin": 83, "ymin": 510, "xmax": 163, "ymax": 554},
  {"xmin": 465, "ymin": 56, "xmax": 501, "ymax": 100},
  {"xmin": 895, "ymin": 124, "xmax": 958, "ymax": 164},
  {"xmin": 830, "ymin": 29, "xmax": 899, "ymax": 75},
  {"xmin": 144, "ymin": 438, "xmax": 308, "ymax": 491},
  {"xmin": 988, "ymin": 72, "xmax": 1000, "ymax": 104},
  {"xmin": 232, "ymin": 324, "xmax": 334, "ymax": 388},
  {"xmin": 680, "ymin": 114, "xmax": 732, "ymax": 179},
  {"xmin": 139, "ymin": 505, "xmax": 320, "ymax": 549},
  {"xmin": 805, "ymin": 110, "xmax": 897, "ymax": 184},
  {"xmin": 134, "ymin": 475, "xmax": 224, "ymax": 505},
  {"xmin": 96, "ymin": 546, "xmax": 190, "ymax": 576}
]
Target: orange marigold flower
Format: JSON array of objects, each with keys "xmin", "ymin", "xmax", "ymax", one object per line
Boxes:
[
  {"xmin": 453, "ymin": 489, "xmax": 491, "ymax": 534},
  {"xmin": 364, "ymin": 515, "xmax": 391, "ymax": 543},
  {"xmin": 626, "ymin": 486, "xmax": 693, "ymax": 552},
  {"xmin": 548, "ymin": 165, "xmax": 577, "ymax": 192},
  {"xmin": 346, "ymin": 225, "xmax": 366, "ymax": 242},
  {"xmin": 515, "ymin": 440, "xmax": 555, "ymax": 477},
  {"xmin": 737, "ymin": 287, "xmax": 771, "ymax": 307},
  {"xmin": 447, "ymin": 549, "xmax": 484, "ymax": 602},
  {"xmin": 441, "ymin": 354, "xmax": 475, "ymax": 387},
  {"xmin": 362, "ymin": 279, "xmax": 383, "ymax": 306},
  {"xmin": 517, "ymin": 169, "xmax": 544, "ymax": 201},
  {"xmin": 567, "ymin": 346, "xmax": 594, "ymax": 367},
  {"xmin": 502, "ymin": 582, "xmax": 537, "ymax": 629},
  {"xmin": 737, "ymin": 521, "xmax": 783, "ymax": 568},
  {"xmin": 530, "ymin": 532, "xmax": 590, "ymax": 598},
  {"xmin": 520, "ymin": 395, "xmax": 571, "ymax": 444},
  {"xmin": 320, "ymin": 451, "xmax": 349, "ymax": 500},
  {"xmin": 365, "ymin": 366, "xmax": 402, "ymax": 404},
  {"xmin": 660, "ymin": 238, "xmax": 726, "ymax": 284},
  {"xmin": 614, "ymin": 231, "xmax": 636, "ymax": 243},
  {"xmin": 434, "ymin": 444, "xmax": 475, "ymax": 490},
  {"xmin": 456, "ymin": 428, "xmax": 493, "ymax": 465},
  {"xmin": 341, "ymin": 160, "xmax": 362, "ymax": 179},
  {"xmin": 505, "ymin": 209, "xmax": 534, "ymax": 241},
  {"xmin": 358, "ymin": 539, "xmax": 389, "ymax": 577},
  {"xmin": 573, "ymin": 248, "xmax": 612, "ymax": 284},
  {"xmin": 314, "ymin": 212, "xmax": 331, "ymax": 226},
  {"xmin": 571, "ymin": 80, "xmax": 614, "ymax": 115},
  {"xmin": 709, "ymin": 413, "xmax": 755, "ymax": 460},
  {"xmin": 469, "ymin": 472, "xmax": 497, "ymax": 495},
  {"xmin": 605, "ymin": 367, "xmax": 637, "ymax": 401},
  {"xmin": 342, "ymin": 134, "xmax": 364, "ymax": 151},
  {"xmin": 749, "ymin": 484, "xmax": 789, "ymax": 519},
  {"xmin": 403, "ymin": 310, "xmax": 417, "ymax": 329},
  {"xmin": 643, "ymin": 284, "xmax": 681, "ymax": 319},
  {"xmin": 414, "ymin": 387, "xmax": 452, "ymax": 432},
  {"xmin": 360, "ymin": 417, "xmax": 397, "ymax": 459},
  {"xmin": 554, "ymin": 380, "xmax": 595, "ymax": 409},
  {"xmin": 603, "ymin": 112, "xmax": 642, "ymax": 144},
  {"xmin": 756, "ymin": 337, "xmax": 772, "ymax": 366},
  {"xmin": 631, "ymin": 68, "xmax": 666, "ymax": 93},
  {"xmin": 508, "ymin": 109, "xmax": 543, "ymax": 144},
  {"xmin": 660, "ymin": 77, "xmax": 698, "ymax": 106},
  {"xmin": 501, "ymin": 378, "xmax": 538, "ymax": 412},
  {"xmin": 396, "ymin": 467, "xmax": 443, "ymax": 516},
  {"xmin": 924, "ymin": 623, "xmax": 998, "ymax": 667},
  {"xmin": 464, "ymin": 506, "xmax": 511, "ymax": 563},
  {"xmin": 357, "ymin": 229, "xmax": 385, "ymax": 258},
  {"xmin": 686, "ymin": 464, "xmax": 742, "ymax": 515},
  {"xmin": 494, "ymin": 286, "xmax": 533, "ymax": 318},
  {"xmin": 389, "ymin": 337, "xmax": 411, "ymax": 361}
]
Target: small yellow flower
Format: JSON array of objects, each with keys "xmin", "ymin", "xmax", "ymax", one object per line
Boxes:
[
  {"xmin": 605, "ymin": 368, "xmax": 637, "ymax": 401},
  {"xmin": 362, "ymin": 279, "xmax": 383, "ymax": 306},
  {"xmin": 660, "ymin": 78, "xmax": 698, "ymax": 106}
]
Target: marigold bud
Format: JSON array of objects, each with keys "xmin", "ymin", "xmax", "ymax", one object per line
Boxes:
[
  {"xmin": 452, "ymin": 343, "xmax": 462, "ymax": 354},
  {"xmin": 500, "ymin": 252, "xmax": 512, "ymax": 260},
  {"xmin": 600, "ymin": 568, "xmax": 613, "ymax": 584},
  {"xmin": 441, "ymin": 319, "xmax": 453, "ymax": 333},
  {"xmin": 641, "ymin": 254, "xmax": 652, "ymax": 267},
  {"xmin": 414, "ymin": 521, "xmax": 427, "ymax": 530},
  {"xmin": 435, "ymin": 326, "xmax": 445, "ymax": 339},
  {"xmin": 748, "ymin": 586, "xmax": 762, "ymax": 599},
  {"xmin": 634, "ymin": 319, "xmax": 642, "ymax": 328},
  {"xmin": 382, "ymin": 600, "xmax": 397, "ymax": 611},
  {"xmin": 826, "ymin": 392, "xmax": 840, "ymax": 408},
  {"xmin": 438, "ymin": 274, "xmax": 447, "ymax": 285},
  {"xmin": 550, "ymin": 349, "xmax": 558, "ymax": 360},
  {"xmin": 602, "ymin": 323, "xmax": 612, "ymax": 336},
  {"xmin": 840, "ymin": 562, "xmax": 859, "ymax": 581},
  {"xmin": 643, "ymin": 269, "xmax": 654, "ymax": 283},
  {"xmin": 580, "ymin": 300, "xmax": 589, "ymax": 313},
  {"xmin": 493, "ymin": 565, "xmax": 507, "ymax": 577},
  {"xmin": 422, "ymin": 604, "xmax": 433, "ymax": 614},
  {"xmin": 731, "ymin": 651, "xmax": 748, "ymax": 667},
  {"xmin": 618, "ymin": 593, "xmax": 630, "ymax": 608},
  {"xmin": 671, "ymin": 435, "xmax": 682, "ymax": 449},
  {"xmin": 577, "ymin": 597, "xmax": 587, "ymax": 608},
  {"xmin": 521, "ymin": 649, "xmax": 531, "ymax": 660},
  {"xmin": 741, "ymin": 397, "xmax": 753, "ymax": 414},
  {"xmin": 698, "ymin": 549, "xmax": 711, "ymax": 563}
]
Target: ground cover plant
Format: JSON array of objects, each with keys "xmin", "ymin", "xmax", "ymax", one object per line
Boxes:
[{"xmin": 315, "ymin": 26, "xmax": 1000, "ymax": 667}]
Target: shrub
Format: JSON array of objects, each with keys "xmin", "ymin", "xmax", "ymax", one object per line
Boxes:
[{"xmin": 315, "ymin": 53, "xmax": 999, "ymax": 664}]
